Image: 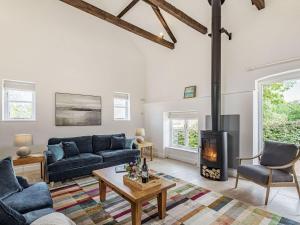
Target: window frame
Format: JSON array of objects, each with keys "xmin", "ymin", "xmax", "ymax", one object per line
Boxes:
[
  {"xmin": 113, "ymin": 92, "xmax": 131, "ymax": 121},
  {"xmin": 169, "ymin": 118, "xmax": 199, "ymax": 151},
  {"xmin": 2, "ymin": 80, "xmax": 36, "ymax": 121}
]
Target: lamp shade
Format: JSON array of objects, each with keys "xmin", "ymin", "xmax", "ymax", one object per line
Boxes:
[
  {"xmin": 14, "ymin": 134, "xmax": 33, "ymax": 147},
  {"xmin": 135, "ymin": 128, "xmax": 145, "ymax": 137}
]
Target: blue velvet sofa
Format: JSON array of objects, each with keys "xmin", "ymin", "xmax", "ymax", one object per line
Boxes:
[
  {"xmin": 44, "ymin": 133, "xmax": 140, "ymax": 182},
  {"xmin": 1, "ymin": 176, "xmax": 54, "ymax": 225}
]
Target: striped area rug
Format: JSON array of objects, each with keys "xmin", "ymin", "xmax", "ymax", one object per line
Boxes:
[{"xmin": 50, "ymin": 172, "xmax": 300, "ymax": 225}]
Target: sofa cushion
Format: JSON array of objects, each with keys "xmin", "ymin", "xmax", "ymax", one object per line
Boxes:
[
  {"xmin": 63, "ymin": 142, "xmax": 80, "ymax": 158},
  {"xmin": 0, "ymin": 199, "xmax": 26, "ymax": 225},
  {"xmin": 125, "ymin": 138, "xmax": 135, "ymax": 149},
  {"xmin": 96, "ymin": 149, "xmax": 139, "ymax": 162},
  {"xmin": 48, "ymin": 136, "xmax": 93, "ymax": 154},
  {"xmin": 45, "ymin": 151, "xmax": 56, "ymax": 165},
  {"xmin": 3, "ymin": 182, "xmax": 53, "ymax": 214},
  {"xmin": 261, "ymin": 141, "xmax": 298, "ymax": 171},
  {"xmin": 92, "ymin": 135, "xmax": 112, "ymax": 152},
  {"xmin": 111, "ymin": 136, "xmax": 125, "ymax": 150},
  {"xmin": 48, "ymin": 143, "xmax": 64, "ymax": 161},
  {"xmin": 0, "ymin": 157, "xmax": 23, "ymax": 200},
  {"xmin": 23, "ymin": 208, "xmax": 55, "ymax": 224},
  {"xmin": 48, "ymin": 153, "xmax": 103, "ymax": 173},
  {"xmin": 92, "ymin": 133, "xmax": 125, "ymax": 152},
  {"xmin": 238, "ymin": 165, "xmax": 293, "ymax": 185}
]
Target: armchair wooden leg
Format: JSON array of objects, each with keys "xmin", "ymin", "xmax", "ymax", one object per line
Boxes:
[
  {"xmin": 235, "ymin": 173, "xmax": 239, "ymax": 188},
  {"xmin": 265, "ymin": 185, "xmax": 270, "ymax": 205},
  {"xmin": 292, "ymin": 168, "xmax": 300, "ymax": 199}
]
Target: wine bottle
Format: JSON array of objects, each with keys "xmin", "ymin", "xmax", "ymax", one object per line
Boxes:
[{"xmin": 141, "ymin": 158, "xmax": 149, "ymax": 183}]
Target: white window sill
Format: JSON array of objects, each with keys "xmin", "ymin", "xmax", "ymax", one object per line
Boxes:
[
  {"xmin": 1, "ymin": 119, "xmax": 37, "ymax": 122},
  {"xmin": 167, "ymin": 146, "xmax": 199, "ymax": 154}
]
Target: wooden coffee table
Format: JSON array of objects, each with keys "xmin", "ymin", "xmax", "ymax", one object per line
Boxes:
[{"xmin": 93, "ymin": 167, "xmax": 176, "ymax": 225}]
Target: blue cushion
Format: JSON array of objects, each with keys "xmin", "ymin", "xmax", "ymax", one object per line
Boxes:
[
  {"xmin": 48, "ymin": 143, "xmax": 64, "ymax": 161},
  {"xmin": 111, "ymin": 136, "xmax": 125, "ymax": 150},
  {"xmin": 0, "ymin": 199, "xmax": 26, "ymax": 225},
  {"xmin": 48, "ymin": 153, "xmax": 103, "ymax": 173},
  {"xmin": 48, "ymin": 136, "xmax": 93, "ymax": 153},
  {"xmin": 96, "ymin": 149, "xmax": 140, "ymax": 162},
  {"xmin": 63, "ymin": 142, "xmax": 80, "ymax": 158},
  {"xmin": 23, "ymin": 208, "xmax": 55, "ymax": 224},
  {"xmin": 125, "ymin": 138, "xmax": 135, "ymax": 149},
  {"xmin": 0, "ymin": 157, "xmax": 23, "ymax": 200},
  {"xmin": 3, "ymin": 182, "xmax": 53, "ymax": 214}
]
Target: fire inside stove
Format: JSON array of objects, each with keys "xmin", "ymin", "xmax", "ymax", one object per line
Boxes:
[{"xmin": 202, "ymin": 147, "xmax": 217, "ymax": 162}]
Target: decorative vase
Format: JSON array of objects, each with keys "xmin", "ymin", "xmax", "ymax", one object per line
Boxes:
[
  {"xmin": 136, "ymin": 136, "xmax": 145, "ymax": 143},
  {"xmin": 16, "ymin": 146, "xmax": 31, "ymax": 157}
]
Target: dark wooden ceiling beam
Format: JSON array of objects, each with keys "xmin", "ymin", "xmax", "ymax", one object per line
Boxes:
[
  {"xmin": 117, "ymin": 0, "xmax": 140, "ymax": 18},
  {"xmin": 251, "ymin": 0, "xmax": 265, "ymax": 10},
  {"xmin": 145, "ymin": 0, "xmax": 207, "ymax": 34},
  {"xmin": 151, "ymin": 5, "xmax": 177, "ymax": 43},
  {"xmin": 60, "ymin": 0, "xmax": 174, "ymax": 49}
]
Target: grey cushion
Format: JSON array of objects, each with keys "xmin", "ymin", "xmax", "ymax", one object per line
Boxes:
[
  {"xmin": 261, "ymin": 141, "xmax": 298, "ymax": 171},
  {"xmin": 3, "ymin": 182, "xmax": 53, "ymax": 214},
  {"xmin": 111, "ymin": 136, "xmax": 125, "ymax": 150},
  {"xmin": 62, "ymin": 142, "xmax": 80, "ymax": 158},
  {"xmin": 23, "ymin": 208, "xmax": 55, "ymax": 224},
  {"xmin": 48, "ymin": 153, "xmax": 103, "ymax": 173},
  {"xmin": 96, "ymin": 149, "xmax": 140, "ymax": 162},
  {"xmin": 0, "ymin": 199, "xmax": 26, "ymax": 225},
  {"xmin": 238, "ymin": 165, "xmax": 293, "ymax": 184},
  {"xmin": 0, "ymin": 157, "xmax": 23, "ymax": 200},
  {"xmin": 48, "ymin": 136, "xmax": 93, "ymax": 154}
]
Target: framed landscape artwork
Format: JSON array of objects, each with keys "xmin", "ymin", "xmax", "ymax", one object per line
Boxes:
[
  {"xmin": 184, "ymin": 86, "xmax": 197, "ymax": 99},
  {"xmin": 55, "ymin": 93, "xmax": 102, "ymax": 126}
]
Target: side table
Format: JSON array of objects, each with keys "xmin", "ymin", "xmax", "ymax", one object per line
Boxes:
[
  {"xmin": 13, "ymin": 153, "xmax": 45, "ymax": 180},
  {"xmin": 137, "ymin": 142, "xmax": 154, "ymax": 161}
]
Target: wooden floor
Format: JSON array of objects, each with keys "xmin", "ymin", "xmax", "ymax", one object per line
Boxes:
[{"xmin": 18, "ymin": 157, "xmax": 300, "ymax": 222}]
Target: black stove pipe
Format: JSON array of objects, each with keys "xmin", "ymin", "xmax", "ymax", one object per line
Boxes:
[{"xmin": 209, "ymin": 0, "xmax": 223, "ymax": 131}]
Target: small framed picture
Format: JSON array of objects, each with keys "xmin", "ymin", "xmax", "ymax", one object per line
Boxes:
[{"xmin": 184, "ymin": 86, "xmax": 197, "ymax": 99}]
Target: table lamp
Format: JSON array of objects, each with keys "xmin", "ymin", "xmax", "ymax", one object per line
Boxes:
[
  {"xmin": 135, "ymin": 128, "xmax": 145, "ymax": 143},
  {"xmin": 14, "ymin": 134, "xmax": 33, "ymax": 157}
]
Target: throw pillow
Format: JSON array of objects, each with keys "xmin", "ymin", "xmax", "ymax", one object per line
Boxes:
[
  {"xmin": 0, "ymin": 157, "xmax": 23, "ymax": 200},
  {"xmin": 125, "ymin": 138, "xmax": 135, "ymax": 149},
  {"xmin": 0, "ymin": 199, "xmax": 26, "ymax": 225},
  {"xmin": 47, "ymin": 143, "xmax": 64, "ymax": 161},
  {"xmin": 62, "ymin": 142, "xmax": 80, "ymax": 158},
  {"xmin": 111, "ymin": 136, "xmax": 126, "ymax": 150}
]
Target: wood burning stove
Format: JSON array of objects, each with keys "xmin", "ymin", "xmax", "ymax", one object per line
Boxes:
[
  {"xmin": 200, "ymin": 0, "xmax": 229, "ymax": 181},
  {"xmin": 201, "ymin": 130, "xmax": 228, "ymax": 181}
]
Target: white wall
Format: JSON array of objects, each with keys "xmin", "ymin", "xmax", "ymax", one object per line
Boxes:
[
  {"xmin": 142, "ymin": 0, "xmax": 300, "ymax": 162},
  {"xmin": 0, "ymin": 0, "xmax": 146, "ymax": 157}
]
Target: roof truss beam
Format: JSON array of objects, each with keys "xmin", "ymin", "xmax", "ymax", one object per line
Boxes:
[{"xmin": 60, "ymin": 0, "xmax": 174, "ymax": 49}]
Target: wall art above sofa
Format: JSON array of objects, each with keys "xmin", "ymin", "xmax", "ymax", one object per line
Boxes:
[{"xmin": 55, "ymin": 93, "xmax": 102, "ymax": 126}]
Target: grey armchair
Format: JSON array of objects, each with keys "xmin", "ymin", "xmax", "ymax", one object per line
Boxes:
[{"xmin": 235, "ymin": 141, "xmax": 300, "ymax": 205}]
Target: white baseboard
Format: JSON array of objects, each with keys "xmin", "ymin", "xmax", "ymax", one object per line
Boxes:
[{"xmin": 165, "ymin": 148, "xmax": 198, "ymax": 165}]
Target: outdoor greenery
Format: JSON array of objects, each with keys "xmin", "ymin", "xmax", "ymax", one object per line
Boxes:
[
  {"xmin": 172, "ymin": 119, "xmax": 199, "ymax": 149},
  {"xmin": 263, "ymin": 81, "xmax": 300, "ymax": 145}
]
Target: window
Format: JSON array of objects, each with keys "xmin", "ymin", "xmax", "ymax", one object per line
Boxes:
[
  {"xmin": 2, "ymin": 80, "xmax": 36, "ymax": 121},
  {"xmin": 169, "ymin": 112, "xmax": 199, "ymax": 150},
  {"xmin": 113, "ymin": 92, "xmax": 130, "ymax": 120}
]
